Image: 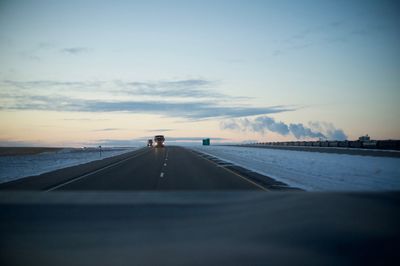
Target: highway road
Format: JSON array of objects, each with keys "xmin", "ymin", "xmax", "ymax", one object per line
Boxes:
[
  {"xmin": 1, "ymin": 146, "xmax": 291, "ymax": 191},
  {"xmin": 1, "ymin": 146, "xmax": 399, "ymax": 265},
  {"xmin": 52, "ymin": 146, "xmax": 265, "ymax": 191}
]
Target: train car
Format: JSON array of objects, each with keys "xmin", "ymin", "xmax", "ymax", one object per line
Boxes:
[
  {"xmin": 338, "ymin": 141, "xmax": 349, "ymax": 148},
  {"xmin": 362, "ymin": 141, "xmax": 377, "ymax": 149},
  {"xmin": 320, "ymin": 141, "xmax": 329, "ymax": 147},
  {"xmin": 376, "ymin": 140, "xmax": 400, "ymax": 150},
  {"xmin": 328, "ymin": 141, "xmax": 338, "ymax": 147},
  {"xmin": 349, "ymin": 141, "xmax": 362, "ymax": 148},
  {"xmin": 305, "ymin": 142, "xmax": 313, "ymax": 146},
  {"xmin": 312, "ymin": 141, "xmax": 320, "ymax": 147}
]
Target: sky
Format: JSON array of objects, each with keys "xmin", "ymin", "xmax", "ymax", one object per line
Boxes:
[{"xmin": 0, "ymin": 0, "xmax": 399, "ymax": 147}]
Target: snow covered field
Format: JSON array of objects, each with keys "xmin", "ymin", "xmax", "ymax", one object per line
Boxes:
[
  {"xmin": 191, "ymin": 146, "xmax": 400, "ymax": 191},
  {"xmin": 0, "ymin": 147, "xmax": 137, "ymax": 184}
]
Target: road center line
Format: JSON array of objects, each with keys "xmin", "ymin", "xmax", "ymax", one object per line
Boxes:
[{"xmin": 160, "ymin": 172, "xmax": 164, "ymax": 178}]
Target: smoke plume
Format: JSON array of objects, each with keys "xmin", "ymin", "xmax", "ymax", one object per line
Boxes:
[{"xmin": 220, "ymin": 116, "xmax": 347, "ymax": 140}]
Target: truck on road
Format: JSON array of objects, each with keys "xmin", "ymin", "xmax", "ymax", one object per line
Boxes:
[
  {"xmin": 147, "ymin": 139, "xmax": 153, "ymax": 147},
  {"xmin": 154, "ymin": 135, "xmax": 165, "ymax": 147}
]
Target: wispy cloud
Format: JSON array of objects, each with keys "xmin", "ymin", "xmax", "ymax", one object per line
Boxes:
[
  {"xmin": 115, "ymin": 79, "xmax": 248, "ymax": 100},
  {"xmin": 221, "ymin": 116, "xmax": 347, "ymax": 140},
  {"xmin": 91, "ymin": 128, "xmax": 122, "ymax": 132},
  {"xmin": 0, "ymin": 93, "xmax": 293, "ymax": 120},
  {"xmin": 61, "ymin": 47, "xmax": 90, "ymax": 55},
  {"xmin": 1, "ymin": 78, "xmax": 294, "ymax": 120},
  {"xmin": 18, "ymin": 42, "xmax": 57, "ymax": 61},
  {"xmin": 1, "ymin": 78, "xmax": 244, "ymax": 100},
  {"xmin": 62, "ymin": 118, "xmax": 109, "ymax": 121},
  {"xmin": 2, "ymin": 79, "xmax": 100, "ymax": 90},
  {"xmin": 272, "ymin": 19, "xmax": 378, "ymax": 57},
  {"xmin": 146, "ymin": 128, "xmax": 173, "ymax": 132},
  {"xmin": 16, "ymin": 43, "xmax": 91, "ymax": 61},
  {"xmin": 96, "ymin": 139, "xmax": 138, "ymax": 146},
  {"xmin": 0, "ymin": 139, "xmax": 39, "ymax": 147}
]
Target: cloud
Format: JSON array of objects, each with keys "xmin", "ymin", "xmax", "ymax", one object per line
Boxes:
[
  {"xmin": 272, "ymin": 20, "xmax": 371, "ymax": 57},
  {"xmin": 1, "ymin": 78, "xmax": 294, "ymax": 120},
  {"xmin": 116, "ymin": 79, "xmax": 248, "ymax": 100},
  {"xmin": 96, "ymin": 139, "xmax": 138, "ymax": 146},
  {"xmin": 2, "ymin": 79, "xmax": 99, "ymax": 90},
  {"xmin": 82, "ymin": 101, "xmax": 292, "ymax": 119},
  {"xmin": 91, "ymin": 128, "xmax": 122, "ymax": 132},
  {"xmin": 221, "ymin": 116, "xmax": 347, "ymax": 140},
  {"xmin": 2, "ymin": 78, "xmax": 247, "ymax": 100},
  {"xmin": 18, "ymin": 42, "xmax": 57, "ymax": 61},
  {"xmin": 128, "ymin": 79, "xmax": 212, "ymax": 89},
  {"xmin": 62, "ymin": 118, "xmax": 109, "ymax": 121},
  {"xmin": 220, "ymin": 119, "xmax": 242, "ymax": 131},
  {"xmin": 61, "ymin": 47, "xmax": 90, "ymax": 55},
  {"xmin": 146, "ymin": 128, "xmax": 173, "ymax": 132},
  {"xmin": 0, "ymin": 91, "xmax": 293, "ymax": 119},
  {"xmin": 0, "ymin": 139, "xmax": 39, "ymax": 147}
]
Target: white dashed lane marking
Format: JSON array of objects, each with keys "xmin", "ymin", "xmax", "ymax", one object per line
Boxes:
[{"xmin": 159, "ymin": 148, "xmax": 168, "ymax": 179}]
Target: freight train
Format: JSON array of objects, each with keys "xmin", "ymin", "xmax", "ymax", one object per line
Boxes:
[{"xmin": 252, "ymin": 140, "xmax": 400, "ymax": 150}]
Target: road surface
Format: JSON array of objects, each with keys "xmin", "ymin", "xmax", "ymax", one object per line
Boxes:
[
  {"xmin": 1, "ymin": 191, "xmax": 399, "ymax": 266},
  {"xmin": 1, "ymin": 146, "xmax": 292, "ymax": 191}
]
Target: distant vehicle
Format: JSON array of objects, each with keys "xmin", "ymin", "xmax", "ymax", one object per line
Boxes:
[
  {"xmin": 147, "ymin": 139, "xmax": 153, "ymax": 147},
  {"xmin": 154, "ymin": 135, "xmax": 165, "ymax": 147}
]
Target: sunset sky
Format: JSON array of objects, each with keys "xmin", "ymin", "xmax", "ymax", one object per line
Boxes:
[{"xmin": 0, "ymin": 0, "xmax": 399, "ymax": 147}]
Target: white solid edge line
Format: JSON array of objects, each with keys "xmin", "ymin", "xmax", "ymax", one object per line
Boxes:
[{"xmin": 189, "ymin": 149, "xmax": 268, "ymax": 191}]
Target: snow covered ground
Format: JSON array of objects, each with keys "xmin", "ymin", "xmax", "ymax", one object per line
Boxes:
[
  {"xmin": 191, "ymin": 146, "xmax": 400, "ymax": 191},
  {"xmin": 0, "ymin": 147, "xmax": 137, "ymax": 184}
]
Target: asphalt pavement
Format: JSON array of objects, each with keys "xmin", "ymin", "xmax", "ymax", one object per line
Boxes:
[{"xmin": 0, "ymin": 146, "xmax": 272, "ymax": 191}]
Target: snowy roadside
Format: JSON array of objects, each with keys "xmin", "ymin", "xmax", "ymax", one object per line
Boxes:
[
  {"xmin": 190, "ymin": 146, "xmax": 400, "ymax": 191},
  {"xmin": 0, "ymin": 147, "xmax": 137, "ymax": 184}
]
